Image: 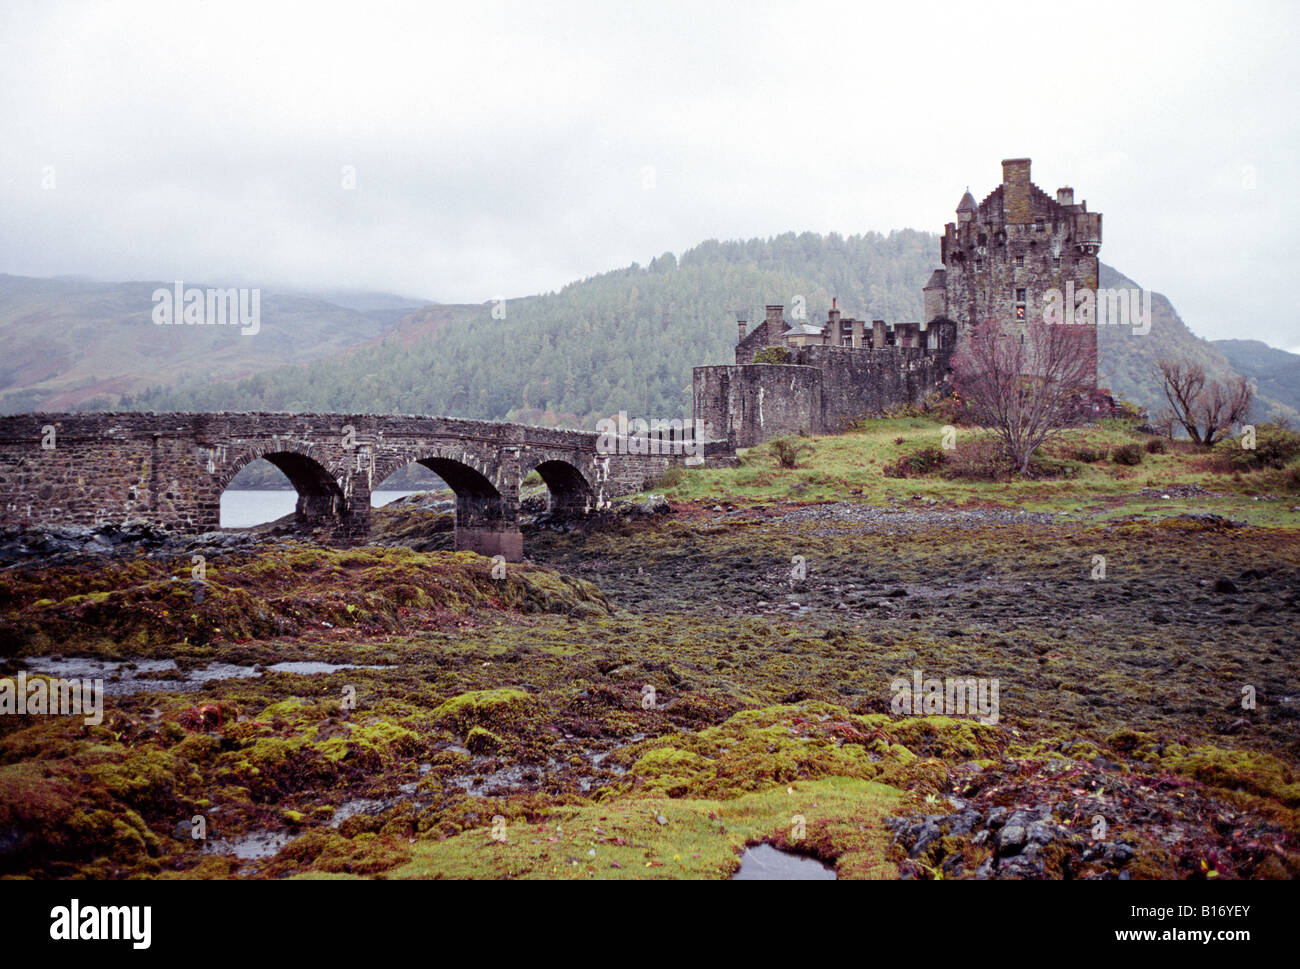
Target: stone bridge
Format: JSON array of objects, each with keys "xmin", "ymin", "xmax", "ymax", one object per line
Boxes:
[{"xmin": 0, "ymin": 413, "xmax": 678, "ymax": 559}]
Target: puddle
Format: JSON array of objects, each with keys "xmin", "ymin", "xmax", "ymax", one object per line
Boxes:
[
  {"xmin": 732, "ymin": 843, "xmax": 837, "ymax": 880},
  {"xmin": 19, "ymin": 657, "xmax": 261, "ymax": 697},
  {"xmin": 265, "ymin": 661, "xmax": 393, "ymax": 675},
  {"xmin": 18, "ymin": 656, "xmax": 392, "ymax": 696}
]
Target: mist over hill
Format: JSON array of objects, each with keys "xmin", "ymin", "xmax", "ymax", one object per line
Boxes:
[{"xmin": 0, "ymin": 275, "xmax": 427, "ymax": 414}]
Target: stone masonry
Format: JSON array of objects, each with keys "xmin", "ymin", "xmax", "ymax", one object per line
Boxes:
[{"xmin": 0, "ymin": 413, "xmax": 673, "ymax": 560}]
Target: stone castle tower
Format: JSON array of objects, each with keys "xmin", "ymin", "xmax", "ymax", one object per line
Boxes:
[
  {"xmin": 692, "ymin": 158, "xmax": 1102, "ymax": 448},
  {"xmin": 926, "ymin": 158, "xmax": 1102, "ymax": 379}
]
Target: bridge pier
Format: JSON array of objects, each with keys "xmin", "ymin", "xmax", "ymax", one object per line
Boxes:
[
  {"xmin": 452, "ymin": 489, "xmax": 522, "ymax": 561},
  {"xmin": 454, "ymin": 524, "xmax": 523, "ymax": 560}
]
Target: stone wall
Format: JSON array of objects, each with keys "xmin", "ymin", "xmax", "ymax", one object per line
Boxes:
[
  {"xmin": 791, "ymin": 344, "xmax": 955, "ymax": 433},
  {"xmin": 693, "ymin": 364, "xmax": 822, "ymax": 447},
  {"xmin": 694, "ymin": 342, "xmax": 953, "ymax": 449}
]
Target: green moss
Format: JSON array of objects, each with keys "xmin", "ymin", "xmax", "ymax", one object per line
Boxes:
[
  {"xmin": 1162, "ymin": 745, "xmax": 1300, "ymax": 807},
  {"xmin": 466, "ymin": 726, "xmax": 505, "ymax": 754},
  {"xmin": 433, "ymin": 688, "xmax": 538, "ymax": 733},
  {"xmin": 390, "ymin": 776, "xmax": 902, "ymax": 880}
]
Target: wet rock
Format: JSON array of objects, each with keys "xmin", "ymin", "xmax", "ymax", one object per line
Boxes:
[
  {"xmin": 1027, "ymin": 820, "xmax": 1056, "ymax": 845},
  {"xmin": 997, "ymin": 825, "xmax": 1027, "ymax": 855},
  {"xmin": 909, "ymin": 821, "xmax": 942, "ymax": 858},
  {"xmin": 631, "ymin": 495, "xmax": 671, "ymax": 516}
]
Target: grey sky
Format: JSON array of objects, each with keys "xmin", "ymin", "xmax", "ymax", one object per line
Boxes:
[{"xmin": 1, "ymin": 0, "xmax": 1296, "ymax": 350}]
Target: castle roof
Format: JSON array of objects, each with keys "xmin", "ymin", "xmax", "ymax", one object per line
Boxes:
[
  {"xmin": 923, "ymin": 269, "xmax": 947, "ymax": 290},
  {"xmin": 783, "ymin": 323, "xmax": 825, "ymax": 337},
  {"xmin": 957, "ymin": 188, "xmax": 977, "ymax": 212}
]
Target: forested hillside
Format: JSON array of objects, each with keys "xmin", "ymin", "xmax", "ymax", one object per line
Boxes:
[
  {"xmin": 125, "ymin": 231, "xmax": 939, "ymax": 427},
  {"xmin": 83, "ymin": 231, "xmax": 1286, "ymax": 428},
  {"xmin": 1213, "ymin": 339, "xmax": 1300, "ymax": 418}
]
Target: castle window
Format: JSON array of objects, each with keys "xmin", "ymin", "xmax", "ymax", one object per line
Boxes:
[
  {"xmin": 1015, "ymin": 255, "xmax": 1025, "ymax": 268},
  {"xmin": 1016, "ymin": 288, "xmax": 1027, "ymax": 301},
  {"xmin": 1015, "ymin": 305, "xmax": 1026, "ymax": 321},
  {"xmin": 1052, "ymin": 256, "xmax": 1061, "ymax": 269}
]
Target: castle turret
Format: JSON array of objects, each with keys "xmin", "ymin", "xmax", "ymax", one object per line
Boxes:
[
  {"xmin": 957, "ymin": 188, "xmax": 977, "ymax": 224},
  {"xmin": 923, "ymin": 268, "xmax": 947, "ymax": 323}
]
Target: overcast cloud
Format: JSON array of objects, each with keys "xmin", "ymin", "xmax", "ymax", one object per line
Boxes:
[{"xmin": 1, "ymin": 0, "xmax": 1296, "ymax": 349}]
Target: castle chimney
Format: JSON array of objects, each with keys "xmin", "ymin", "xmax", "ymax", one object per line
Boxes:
[
  {"xmin": 1056, "ymin": 186, "xmax": 1074, "ymax": 206},
  {"xmin": 734, "ymin": 310, "xmax": 748, "ymax": 344},
  {"xmin": 828, "ymin": 297, "xmax": 842, "ymax": 344},
  {"xmin": 872, "ymin": 319, "xmax": 887, "ymax": 348},
  {"xmin": 1002, "ymin": 158, "xmax": 1032, "ymax": 224},
  {"xmin": 850, "ymin": 319, "xmax": 864, "ymax": 348},
  {"xmin": 765, "ymin": 304, "xmax": 784, "ymax": 344}
]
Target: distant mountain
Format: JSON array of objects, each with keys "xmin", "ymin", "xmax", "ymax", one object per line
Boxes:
[
  {"xmin": 3, "ymin": 234, "xmax": 1281, "ymax": 428},
  {"xmin": 1093, "ymin": 264, "xmax": 1243, "ymax": 417},
  {"xmin": 0, "ymin": 275, "xmax": 427, "ymax": 413},
  {"xmin": 1212, "ymin": 339, "xmax": 1300, "ymax": 421}
]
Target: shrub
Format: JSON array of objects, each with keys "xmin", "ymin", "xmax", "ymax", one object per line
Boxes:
[
  {"xmin": 1070, "ymin": 446, "xmax": 1107, "ymax": 463},
  {"xmin": 1111, "ymin": 443, "xmax": 1144, "ymax": 466},
  {"xmin": 752, "ymin": 346, "xmax": 790, "ymax": 365},
  {"xmin": 1215, "ymin": 422, "xmax": 1300, "ymax": 471},
  {"xmin": 923, "ymin": 390, "xmax": 967, "ymax": 424},
  {"xmin": 883, "ymin": 445, "xmax": 946, "ymax": 477},
  {"xmin": 940, "ymin": 439, "xmax": 1010, "ymax": 481},
  {"xmin": 1144, "ymin": 438, "xmax": 1167, "ymax": 454},
  {"xmin": 769, "ymin": 436, "xmax": 813, "ymax": 469}
]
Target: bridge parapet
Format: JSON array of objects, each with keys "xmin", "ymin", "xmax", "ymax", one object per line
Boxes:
[{"xmin": 0, "ymin": 412, "xmax": 673, "ymax": 559}]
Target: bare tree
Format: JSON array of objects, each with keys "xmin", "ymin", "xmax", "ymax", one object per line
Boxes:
[
  {"xmin": 952, "ymin": 318, "xmax": 1098, "ymax": 474},
  {"xmin": 1156, "ymin": 358, "xmax": 1252, "ymax": 446}
]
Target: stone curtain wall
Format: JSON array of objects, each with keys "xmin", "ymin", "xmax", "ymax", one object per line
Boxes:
[
  {"xmin": 0, "ymin": 413, "xmax": 671, "ymax": 559},
  {"xmin": 694, "ymin": 344, "xmax": 953, "ymax": 448},
  {"xmin": 793, "ymin": 345, "xmax": 955, "ymax": 434}
]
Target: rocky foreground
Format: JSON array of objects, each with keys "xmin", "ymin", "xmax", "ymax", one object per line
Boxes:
[{"xmin": 0, "ymin": 498, "xmax": 1297, "ymax": 879}]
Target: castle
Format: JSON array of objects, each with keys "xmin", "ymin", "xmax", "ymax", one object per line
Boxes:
[{"xmin": 693, "ymin": 158, "xmax": 1102, "ymax": 448}]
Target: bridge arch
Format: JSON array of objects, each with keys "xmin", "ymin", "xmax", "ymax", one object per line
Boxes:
[
  {"xmin": 523, "ymin": 456, "xmax": 597, "ymax": 515},
  {"xmin": 372, "ymin": 446, "xmax": 519, "ymax": 560},
  {"xmin": 218, "ymin": 449, "xmax": 347, "ymax": 529}
]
